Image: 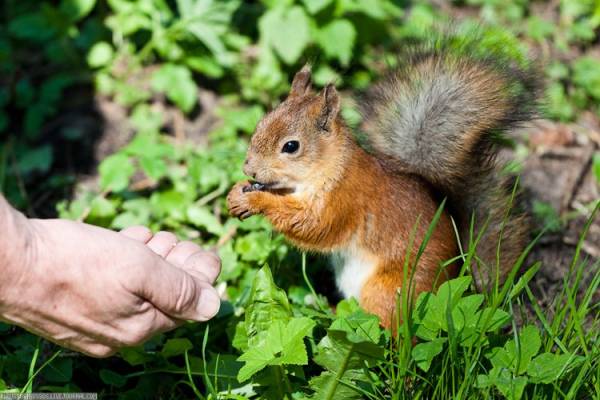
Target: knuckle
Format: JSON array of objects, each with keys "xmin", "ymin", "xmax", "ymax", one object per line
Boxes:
[
  {"xmin": 87, "ymin": 345, "xmax": 116, "ymax": 358},
  {"xmin": 173, "ymin": 276, "xmax": 199, "ymax": 316}
]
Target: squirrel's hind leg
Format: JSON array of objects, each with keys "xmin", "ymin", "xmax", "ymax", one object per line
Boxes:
[{"xmin": 360, "ymin": 267, "xmax": 404, "ymax": 330}]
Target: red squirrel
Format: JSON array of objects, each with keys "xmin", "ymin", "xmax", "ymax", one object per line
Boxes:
[{"xmin": 227, "ymin": 40, "xmax": 538, "ymax": 329}]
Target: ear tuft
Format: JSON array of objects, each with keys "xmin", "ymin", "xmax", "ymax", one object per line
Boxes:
[
  {"xmin": 289, "ymin": 64, "xmax": 312, "ymax": 98},
  {"xmin": 318, "ymin": 83, "xmax": 340, "ymax": 131}
]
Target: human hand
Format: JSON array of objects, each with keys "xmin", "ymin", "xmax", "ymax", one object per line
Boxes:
[{"xmin": 0, "ymin": 216, "xmax": 221, "ymax": 357}]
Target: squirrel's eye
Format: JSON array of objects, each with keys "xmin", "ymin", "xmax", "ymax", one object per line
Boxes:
[{"xmin": 282, "ymin": 140, "xmax": 300, "ymax": 154}]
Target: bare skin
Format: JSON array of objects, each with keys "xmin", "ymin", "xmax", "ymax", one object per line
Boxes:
[{"xmin": 0, "ymin": 195, "xmax": 221, "ymax": 357}]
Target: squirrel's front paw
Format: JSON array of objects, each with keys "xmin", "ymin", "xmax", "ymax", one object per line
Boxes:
[{"xmin": 227, "ymin": 181, "xmax": 256, "ymax": 220}]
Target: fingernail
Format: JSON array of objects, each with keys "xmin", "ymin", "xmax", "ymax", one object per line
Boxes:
[{"xmin": 197, "ymin": 288, "xmax": 221, "ymax": 321}]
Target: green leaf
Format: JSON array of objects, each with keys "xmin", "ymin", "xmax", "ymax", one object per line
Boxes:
[
  {"xmin": 177, "ymin": 0, "xmax": 239, "ymax": 65},
  {"xmin": 244, "ymin": 266, "xmax": 292, "ymax": 347},
  {"xmin": 8, "ymin": 13, "xmax": 55, "ymax": 41},
  {"xmin": 309, "ymin": 369, "xmax": 367, "ymax": 400},
  {"xmin": 331, "ymin": 299, "xmax": 381, "ymax": 343},
  {"xmin": 99, "ymin": 153, "xmax": 135, "ymax": 192},
  {"xmin": 41, "ymin": 358, "xmax": 73, "ymax": 383},
  {"xmin": 151, "ymin": 64, "xmax": 198, "ymax": 113},
  {"xmin": 187, "ymin": 205, "xmax": 224, "ymax": 235},
  {"xmin": 150, "ymin": 189, "xmax": 187, "ymax": 220},
  {"xmin": 89, "ymin": 196, "xmax": 117, "ymax": 219},
  {"xmin": 60, "ymin": 0, "xmax": 97, "ymax": 21},
  {"xmin": 16, "ymin": 145, "xmax": 53, "ymax": 174},
  {"xmin": 527, "ymin": 353, "xmax": 582, "ymax": 384},
  {"xmin": 490, "ymin": 325, "xmax": 541, "ymax": 374},
  {"xmin": 302, "ymin": 0, "xmax": 333, "ymax": 14},
  {"xmin": 87, "ymin": 42, "xmax": 114, "ymax": 68},
  {"xmin": 317, "ymin": 19, "xmax": 356, "ymax": 66},
  {"xmin": 310, "ymin": 329, "xmax": 384, "ymax": 399},
  {"xmin": 237, "ymin": 317, "xmax": 315, "ymax": 381},
  {"xmin": 477, "ymin": 365, "xmax": 528, "ymax": 400},
  {"xmin": 161, "ymin": 338, "xmax": 193, "ymax": 358},
  {"xmin": 235, "ymin": 231, "xmax": 274, "ymax": 262},
  {"xmin": 139, "ymin": 155, "xmax": 167, "ymax": 181},
  {"xmin": 412, "ymin": 338, "xmax": 447, "ymax": 372},
  {"xmin": 573, "ymin": 56, "xmax": 600, "ymax": 100},
  {"xmin": 119, "ymin": 346, "xmax": 148, "ymax": 366},
  {"xmin": 99, "ymin": 369, "xmax": 127, "ymax": 388},
  {"xmin": 259, "ymin": 6, "xmax": 311, "ymax": 65}
]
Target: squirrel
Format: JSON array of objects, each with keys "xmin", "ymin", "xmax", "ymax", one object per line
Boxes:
[{"xmin": 227, "ymin": 37, "xmax": 539, "ymax": 329}]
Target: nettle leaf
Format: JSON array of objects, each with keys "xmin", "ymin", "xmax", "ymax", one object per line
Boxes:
[
  {"xmin": 302, "ymin": 0, "xmax": 333, "ymax": 14},
  {"xmin": 177, "ymin": 0, "xmax": 238, "ymax": 65},
  {"xmin": 60, "ymin": 0, "xmax": 97, "ymax": 21},
  {"xmin": 99, "ymin": 369, "xmax": 128, "ymax": 388},
  {"xmin": 139, "ymin": 155, "xmax": 168, "ymax": 181},
  {"xmin": 235, "ymin": 231, "xmax": 275, "ymax": 262},
  {"xmin": 41, "ymin": 357, "xmax": 73, "ymax": 383},
  {"xmin": 317, "ymin": 19, "xmax": 356, "ymax": 66},
  {"xmin": 477, "ymin": 367, "xmax": 527, "ymax": 400},
  {"xmin": 332, "ymin": 298, "xmax": 381, "ymax": 343},
  {"xmin": 527, "ymin": 353, "xmax": 582, "ymax": 384},
  {"xmin": 259, "ymin": 5, "xmax": 311, "ymax": 65},
  {"xmin": 151, "ymin": 64, "xmax": 197, "ymax": 113},
  {"xmin": 237, "ymin": 317, "xmax": 315, "ymax": 382},
  {"xmin": 508, "ymin": 325, "xmax": 541, "ymax": 374},
  {"xmin": 99, "ymin": 153, "xmax": 135, "ymax": 192},
  {"xmin": 187, "ymin": 205, "xmax": 224, "ymax": 235},
  {"xmin": 244, "ymin": 266, "xmax": 292, "ymax": 347},
  {"xmin": 573, "ymin": 56, "xmax": 600, "ymax": 100},
  {"xmin": 8, "ymin": 13, "xmax": 56, "ymax": 41},
  {"xmin": 17, "ymin": 145, "xmax": 53, "ymax": 174},
  {"xmin": 161, "ymin": 338, "xmax": 193, "ymax": 358},
  {"xmin": 309, "ymin": 369, "xmax": 366, "ymax": 400},
  {"xmin": 89, "ymin": 196, "xmax": 117, "ymax": 219},
  {"xmin": 150, "ymin": 189, "xmax": 188, "ymax": 220},
  {"xmin": 412, "ymin": 338, "xmax": 447, "ymax": 372},
  {"xmin": 488, "ymin": 325, "xmax": 541, "ymax": 375},
  {"xmin": 87, "ymin": 41, "xmax": 114, "ymax": 68},
  {"xmin": 310, "ymin": 329, "xmax": 384, "ymax": 398},
  {"xmin": 436, "ymin": 276, "xmax": 472, "ymax": 309}
]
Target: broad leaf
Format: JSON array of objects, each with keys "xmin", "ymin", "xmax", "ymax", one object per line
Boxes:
[
  {"xmin": 317, "ymin": 19, "xmax": 356, "ymax": 66},
  {"xmin": 259, "ymin": 6, "xmax": 311, "ymax": 65},
  {"xmin": 151, "ymin": 64, "xmax": 197, "ymax": 113},
  {"xmin": 237, "ymin": 317, "xmax": 315, "ymax": 381},
  {"xmin": 99, "ymin": 153, "xmax": 135, "ymax": 192}
]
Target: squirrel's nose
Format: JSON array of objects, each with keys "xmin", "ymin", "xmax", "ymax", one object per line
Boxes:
[{"xmin": 243, "ymin": 159, "xmax": 256, "ymax": 179}]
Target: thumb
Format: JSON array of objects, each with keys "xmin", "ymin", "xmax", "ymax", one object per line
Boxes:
[{"xmin": 132, "ymin": 256, "xmax": 221, "ymax": 321}]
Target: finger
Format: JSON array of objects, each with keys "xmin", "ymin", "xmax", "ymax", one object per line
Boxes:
[
  {"xmin": 120, "ymin": 226, "xmax": 153, "ymax": 243},
  {"xmin": 134, "ymin": 258, "xmax": 221, "ymax": 321},
  {"xmin": 166, "ymin": 241, "xmax": 202, "ymax": 266},
  {"xmin": 146, "ymin": 231, "xmax": 178, "ymax": 258},
  {"xmin": 167, "ymin": 242, "xmax": 221, "ymax": 283},
  {"xmin": 183, "ymin": 251, "xmax": 221, "ymax": 283},
  {"xmin": 72, "ymin": 343, "xmax": 117, "ymax": 358},
  {"xmin": 115, "ymin": 307, "xmax": 182, "ymax": 346}
]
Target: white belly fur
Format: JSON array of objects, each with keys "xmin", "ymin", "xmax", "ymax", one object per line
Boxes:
[{"xmin": 331, "ymin": 246, "xmax": 377, "ymax": 300}]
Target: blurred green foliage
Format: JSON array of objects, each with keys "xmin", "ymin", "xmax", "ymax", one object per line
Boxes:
[{"xmin": 1, "ymin": 0, "xmax": 599, "ymax": 398}]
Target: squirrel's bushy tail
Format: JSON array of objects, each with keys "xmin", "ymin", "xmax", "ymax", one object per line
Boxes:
[{"xmin": 360, "ymin": 35, "xmax": 540, "ymax": 290}]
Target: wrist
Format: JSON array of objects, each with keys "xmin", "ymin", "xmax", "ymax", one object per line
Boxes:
[{"xmin": 0, "ymin": 196, "xmax": 38, "ymax": 316}]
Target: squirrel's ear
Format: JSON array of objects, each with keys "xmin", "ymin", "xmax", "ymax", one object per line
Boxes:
[
  {"xmin": 289, "ymin": 64, "xmax": 312, "ymax": 98},
  {"xmin": 318, "ymin": 83, "xmax": 340, "ymax": 131}
]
